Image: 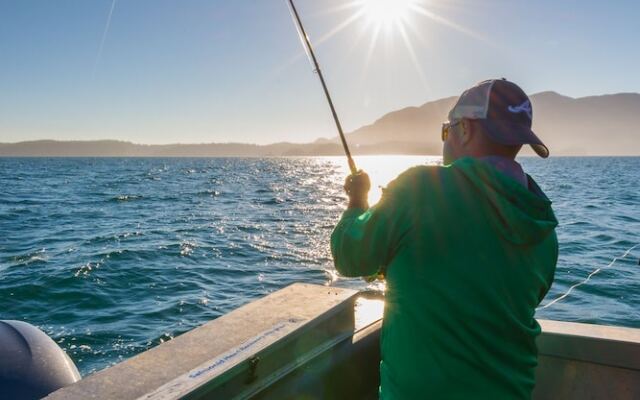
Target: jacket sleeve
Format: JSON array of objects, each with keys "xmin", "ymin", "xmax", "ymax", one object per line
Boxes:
[{"xmin": 330, "ymin": 184, "xmax": 409, "ymax": 278}]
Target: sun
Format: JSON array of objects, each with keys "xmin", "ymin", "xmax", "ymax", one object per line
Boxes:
[
  {"xmin": 360, "ymin": 0, "xmax": 418, "ymax": 28},
  {"xmin": 285, "ymin": 0, "xmax": 485, "ymax": 96}
]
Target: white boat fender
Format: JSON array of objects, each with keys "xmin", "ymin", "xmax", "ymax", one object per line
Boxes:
[{"xmin": 0, "ymin": 320, "xmax": 81, "ymax": 399}]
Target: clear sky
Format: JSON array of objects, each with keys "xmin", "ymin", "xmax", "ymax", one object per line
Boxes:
[{"xmin": 1, "ymin": 0, "xmax": 639, "ymax": 145}]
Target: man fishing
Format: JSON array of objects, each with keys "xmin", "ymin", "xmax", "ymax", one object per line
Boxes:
[{"xmin": 331, "ymin": 79, "xmax": 559, "ymax": 399}]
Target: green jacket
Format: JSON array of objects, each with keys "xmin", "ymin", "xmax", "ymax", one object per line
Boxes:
[{"xmin": 331, "ymin": 157, "xmax": 558, "ymax": 399}]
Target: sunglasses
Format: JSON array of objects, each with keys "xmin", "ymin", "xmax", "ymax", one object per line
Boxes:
[{"xmin": 441, "ymin": 120, "xmax": 462, "ymax": 142}]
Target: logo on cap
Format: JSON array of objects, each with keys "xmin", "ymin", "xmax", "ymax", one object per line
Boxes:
[{"xmin": 508, "ymin": 100, "xmax": 532, "ymax": 120}]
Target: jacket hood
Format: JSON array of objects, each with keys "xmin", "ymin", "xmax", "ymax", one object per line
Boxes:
[{"xmin": 452, "ymin": 157, "xmax": 558, "ymax": 245}]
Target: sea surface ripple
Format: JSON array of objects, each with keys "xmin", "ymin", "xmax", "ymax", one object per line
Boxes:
[{"xmin": 0, "ymin": 156, "xmax": 638, "ymax": 375}]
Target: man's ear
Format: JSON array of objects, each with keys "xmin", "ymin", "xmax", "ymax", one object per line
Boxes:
[{"xmin": 460, "ymin": 119, "xmax": 473, "ymax": 145}]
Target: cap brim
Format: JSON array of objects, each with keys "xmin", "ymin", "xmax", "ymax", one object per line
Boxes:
[{"xmin": 476, "ymin": 119, "xmax": 549, "ymax": 158}]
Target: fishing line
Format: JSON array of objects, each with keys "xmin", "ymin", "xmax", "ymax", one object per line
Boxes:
[
  {"xmin": 538, "ymin": 243, "xmax": 640, "ymax": 310},
  {"xmin": 93, "ymin": 0, "xmax": 117, "ymax": 79}
]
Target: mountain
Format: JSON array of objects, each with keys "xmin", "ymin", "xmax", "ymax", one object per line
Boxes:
[
  {"xmin": 529, "ymin": 92, "xmax": 640, "ymax": 155},
  {"xmin": 339, "ymin": 92, "xmax": 640, "ymax": 156},
  {"xmin": 344, "ymin": 96, "xmax": 458, "ymax": 146},
  {"xmin": 1, "ymin": 92, "xmax": 638, "ymax": 156}
]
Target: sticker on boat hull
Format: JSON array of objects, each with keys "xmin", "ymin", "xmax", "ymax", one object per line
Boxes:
[{"xmin": 139, "ymin": 318, "xmax": 306, "ymax": 400}]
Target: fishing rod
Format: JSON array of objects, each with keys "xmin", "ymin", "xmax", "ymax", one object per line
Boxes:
[{"xmin": 286, "ymin": 0, "xmax": 358, "ymax": 174}]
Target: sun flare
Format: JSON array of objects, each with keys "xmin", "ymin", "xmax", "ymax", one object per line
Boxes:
[
  {"xmin": 283, "ymin": 0, "xmax": 487, "ymax": 102},
  {"xmin": 360, "ymin": 0, "xmax": 419, "ymax": 28}
]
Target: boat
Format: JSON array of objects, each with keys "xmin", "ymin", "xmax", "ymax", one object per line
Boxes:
[{"xmin": 41, "ymin": 283, "xmax": 639, "ymax": 399}]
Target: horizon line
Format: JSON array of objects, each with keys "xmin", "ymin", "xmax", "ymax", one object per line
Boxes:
[{"xmin": 1, "ymin": 90, "xmax": 638, "ymax": 146}]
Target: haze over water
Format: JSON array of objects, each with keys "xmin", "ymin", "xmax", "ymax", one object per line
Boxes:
[{"xmin": 0, "ymin": 156, "xmax": 638, "ymax": 375}]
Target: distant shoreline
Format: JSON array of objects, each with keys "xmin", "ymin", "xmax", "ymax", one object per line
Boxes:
[
  {"xmin": 3, "ymin": 91, "xmax": 639, "ymax": 157},
  {"xmin": 0, "ymin": 140, "xmax": 445, "ymax": 157},
  {"xmin": 1, "ymin": 153, "xmax": 638, "ymax": 158},
  {"xmin": 0, "ymin": 139, "xmax": 638, "ymax": 157}
]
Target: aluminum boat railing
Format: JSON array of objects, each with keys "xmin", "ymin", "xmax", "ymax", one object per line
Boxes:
[{"xmin": 46, "ymin": 283, "xmax": 640, "ymax": 400}]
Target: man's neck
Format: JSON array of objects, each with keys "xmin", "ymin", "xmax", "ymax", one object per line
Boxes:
[{"xmin": 479, "ymin": 155, "xmax": 528, "ymax": 187}]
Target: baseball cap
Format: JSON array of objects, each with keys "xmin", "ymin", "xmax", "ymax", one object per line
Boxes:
[{"xmin": 447, "ymin": 79, "xmax": 549, "ymax": 158}]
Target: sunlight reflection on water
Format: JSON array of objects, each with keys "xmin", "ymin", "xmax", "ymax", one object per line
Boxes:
[{"xmin": 319, "ymin": 155, "xmax": 442, "ymax": 205}]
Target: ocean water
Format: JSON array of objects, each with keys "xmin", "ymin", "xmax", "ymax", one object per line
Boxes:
[{"xmin": 0, "ymin": 156, "xmax": 638, "ymax": 376}]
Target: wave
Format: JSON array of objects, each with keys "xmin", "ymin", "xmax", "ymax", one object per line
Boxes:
[
  {"xmin": 3, "ymin": 249, "xmax": 49, "ymax": 270},
  {"xmin": 109, "ymin": 195, "xmax": 143, "ymax": 202},
  {"xmin": 196, "ymin": 189, "xmax": 221, "ymax": 197},
  {"xmin": 259, "ymin": 197, "xmax": 286, "ymax": 205}
]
